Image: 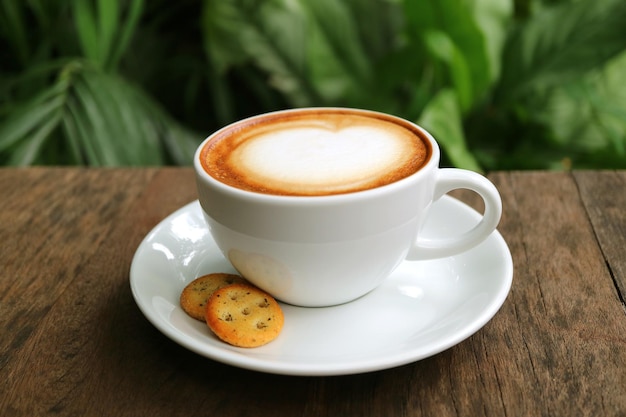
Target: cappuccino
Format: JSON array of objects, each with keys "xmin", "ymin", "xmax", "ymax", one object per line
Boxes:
[
  {"xmin": 194, "ymin": 107, "xmax": 502, "ymax": 306},
  {"xmin": 200, "ymin": 108, "xmax": 430, "ymax": 196}
]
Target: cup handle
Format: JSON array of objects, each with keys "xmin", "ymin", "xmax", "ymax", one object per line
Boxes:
[{"xmin": 406, "ymin": 168, "xmax": 502, "ymax": 261}]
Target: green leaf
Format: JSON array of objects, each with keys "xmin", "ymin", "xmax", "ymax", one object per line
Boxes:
[
  {"xmin": 423, "ymin": 30, "xmax": 473, "ymax": 112},
  {"xmin": 301, "ymin": 0, "xmax": 371, "ymax": 83},
  {"xmin": 73, "ymin": 0, "xmax": 100, "ymax": 64},
  {"xmin": 97, "ymin": 0, "xmax": 119, "ymax": 69},
  {"xmin": 61, "ymin": 103, "xmax": 86, "ymax": 165},
  {"xmin": 296, "ymin": 0, "xmax": 379, "ymax": 105},
  {"xmin": 202, "ymin": 0, "xmax": 253, "ymax": 73},
  {"xmin": 69, "ymin": 67, "xmax": 197, "ymax": 166},
  {"xmin": 8, "ymin": 110, "xmax": 62, "ymax": 165},
  {"xmin": 0, "ymin": 80, "xmax": 67, "ymax": 151},
  {"xmin": 497, "ymin": 0, "xmax": 626, "ymax": 102},
  {"xmin": 542, "ymin": 51, "xmax": 626, "ymax": 162},
  {"xmin": 303, "ymin": 16, "xmax": 354, "ymax": 103},
  {"xmin": 418, "ymin": 89, "xmax": 482, "ymax": 171},
  {"xmin": 0, "ymin": 58, "xmax": 71, "ymax": 101},
  {"xmin": 242, "ymin": 1, "xmax": 317, "ymax": 105},
  {"xmin": 89, "ymin": 71, "xmax": 163, "ymax": 164},
  {"xmin": 341, "ymin": 0, "xmax": 403, "ymax": 61},
  {"xmin": 126, "ymin": 74, "xmax": 200, "ymax": 165},
  {"xmin": 467, "ymin": 0, "xmax": 513, "ymax": 81},
  {"xmin": 158, "ymin": 124, "xmax": 200, "ymax": 166},
  {"xmin": 69, "ymin": 69, "xmax": 166, "ymax": 166},
  {"xmin": 108, "ymin": 0, "xmax": 143, "ymax": 70},
  {"xmin": 404, "ymin": 0, "xmax": 492, "ymax": 107},
  {"xmin": 129, "ymin": 89, "xmax": 199, "ymax": 165},
  {"xmin": 65, "ymin": 94, "xmax": 102, "ymax": 165},
  {"xmin": 71, "ymin": 75, "xmax": 116, "ymax": 165},
  {"xmin": 202, "ymin": 0, "xmax": 320, "ymax": 106},
  {"xmin": 0, "ymin": 0, "xmax": 30, "ymax": 64}
]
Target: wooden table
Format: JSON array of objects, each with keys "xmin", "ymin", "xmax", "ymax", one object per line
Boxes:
[{"xmin": 1, "ymin": 168, "xmax": 625, "ymax": 416}]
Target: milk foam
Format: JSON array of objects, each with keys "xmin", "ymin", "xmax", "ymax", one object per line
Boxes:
[
  {"xmin": 233, "ymin": 126, "xmax": 411, "ymax": 193},
  {"xmin": 203, "ymin": 112, "xmax": 428, "ymax": 195}
]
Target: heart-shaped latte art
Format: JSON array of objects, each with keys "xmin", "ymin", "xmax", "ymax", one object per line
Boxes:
[{"xmin": 230, "ymin": 121, "xmax": 420, "ymax": 195}]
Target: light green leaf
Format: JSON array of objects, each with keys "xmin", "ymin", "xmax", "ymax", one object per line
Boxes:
[
  {"xmin": 543, "ymin": 51, "xmax": 626, "ymax": 161},
  {"xmin": 423, "ymin": 30, "xmax": 473, "ymax": 112},
  {"xmin": 418, "ymin": 89, "xmax": 482, "ymax": 171},
  {"xmin": 97, "ymin": 0, "xmax": 118, "ymax": 69},
  {"xmin": 404, "ymin": 0, "xmax": 492, "ymax": 107},
  {"xmin": 467, "ymin": 0, "xmax": 513, "ymax": 81},
  {"xmin": 73, "ymin": 0, "xmax": 100, "ymax": 64}
]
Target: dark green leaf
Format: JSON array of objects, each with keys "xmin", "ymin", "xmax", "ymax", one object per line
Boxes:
[
  {"xmin": 61, "ymin": 103, "xmax": 86, "ymax": 165},
  {"xmin": 202, "ymin": 0, "xmax": 251, "ymax": 73},
  {"xmin": 240, "ymin": 1, "xmax": 317, "ymax": 105},
  {"xmin": 8, "ymin": 110, "xmax": 62, "ymax": 165},
  {"xmin": 80, "ymin": 70, "xmax": 163, "ymax": 165},
  {"xmin": 0, "ymin": 0, "xmax": 30, "ymax": 64},
  {"xmin": 0, "ymin": 81, "xmax": 67, "ymax": 151},
  {"xmin": 497, "ymin": 0, "xmax": 626, "ymax": 102},
  {"xmin": 203, "ymin": 0, "xmax": 319, "ymax": 106},
  {"xmin": 65, "ymin": 95, "xmax": 102, "ymax": 165},
  {"xmin": 108, "ymin": 0, "xmax": 143, "ymax": 70},
  {"xmin": 302, "ymin": 0, "xmax": 371, "ymax": 83}
]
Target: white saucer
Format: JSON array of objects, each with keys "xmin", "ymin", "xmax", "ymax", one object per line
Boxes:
[{"xmin": 130, "ymin": 196, "xmax": 513, "ymax": 376}]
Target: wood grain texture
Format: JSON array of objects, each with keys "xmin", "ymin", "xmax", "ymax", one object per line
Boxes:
[
  {"xmin": 1, "ymin": 168, "xmax": 625, "ymax": 417},
  {"xmin": 574, "ymin": 171, "xmax": 626, "ymax": 304},
  {"xmin": 487, "ymin": 172, "xmax": 626, "ymax": 416}
]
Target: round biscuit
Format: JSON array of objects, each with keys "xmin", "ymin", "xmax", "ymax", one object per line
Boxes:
[
  {"xmin": 179, "ymin": 273, "xmax": 247, "ymax": 321},
  {"xmin": 205, "ymin": 283, "xmax": 284, "ymax": 348}
]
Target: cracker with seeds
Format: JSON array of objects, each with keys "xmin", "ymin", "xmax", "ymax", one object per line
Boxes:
[
  {"xmin": 205, "ymin": 283, "xmax": 284, "ymax": 348},
  {"xmin": 180, "ymin": 273, "xmax": 247, "ymax": 321}
]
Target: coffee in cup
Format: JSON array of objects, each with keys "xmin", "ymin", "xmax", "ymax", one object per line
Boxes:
[
  {"xmin": 194, "ymin": 108, "xmax": 502, "ymax": 307},
  {"xmin": 199, "ymin": 109, "xmax": 430, "ymax": 196}
]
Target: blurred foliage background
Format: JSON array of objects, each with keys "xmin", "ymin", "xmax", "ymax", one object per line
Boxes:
[{"xmin": 1, "ymin": 0, "xmax": 626, "ymax": 170}]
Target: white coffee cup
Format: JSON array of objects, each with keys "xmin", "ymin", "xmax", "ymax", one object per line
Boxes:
[{"xmin": 194, "ymin": 108, "xmax": 502, "ymax": 307}]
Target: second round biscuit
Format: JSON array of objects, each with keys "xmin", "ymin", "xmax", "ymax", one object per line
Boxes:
[{"xmin": 205, "ymin": 283, "xmax": 284, "ymax": 348}]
